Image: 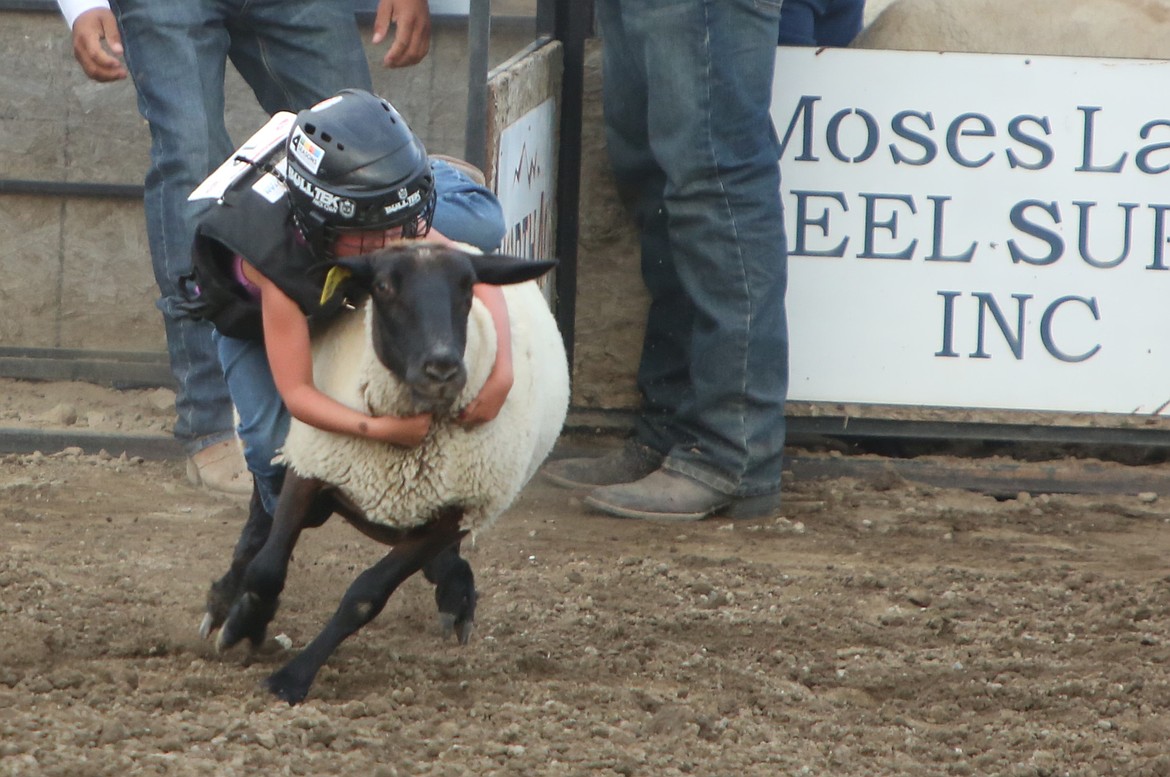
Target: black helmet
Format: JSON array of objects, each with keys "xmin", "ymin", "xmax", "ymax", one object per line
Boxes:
[{"xmin": 284, "ymin": 89, "xmax": 436, "ymax": 258}]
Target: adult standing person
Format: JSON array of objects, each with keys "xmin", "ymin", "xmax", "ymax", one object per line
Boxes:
[
  {"xmin": 55, "ymin": 0, "xmax": 431, "ymax": 493},
  {"xmin": 544, "ymin": 0, "xmax": 789, "ymax": 521}
]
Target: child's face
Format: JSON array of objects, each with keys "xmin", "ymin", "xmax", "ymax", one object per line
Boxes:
[{"xmin": 332, "ymin": 226, "xmax": 405, "ymax": 258}]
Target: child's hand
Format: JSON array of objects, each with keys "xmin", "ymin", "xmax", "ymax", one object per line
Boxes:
[
  {"xmin": 458, "ymin": 369, "xmax": 513, "ymax": 428},
  {"xmin": 362, "ymin": 413, "xmax": 433, "ymax": 446}
]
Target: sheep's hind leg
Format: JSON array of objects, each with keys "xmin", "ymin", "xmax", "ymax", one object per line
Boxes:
[
  {"xmin": 265, "ymin": 509, "xmax": 467, "ymax": 705},
  {"xmin": 423, "ymin": 540, "xmax": 477, "ymax": 644},
  {"xmin": 201, "ymin": 484, "xmax": 273, "ymax": 639},
  {"xmin": 216, "ymin": 473, "xmax": 327, "ymax": 652}
]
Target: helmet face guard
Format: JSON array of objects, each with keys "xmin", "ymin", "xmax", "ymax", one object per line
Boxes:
[
  {"xmin": 286, "ymin": 161, "xmax": 436, "ymax": 258},
  {"xmin": 284, "ymin": 90, "xmax": 437, "ymax": 259}
]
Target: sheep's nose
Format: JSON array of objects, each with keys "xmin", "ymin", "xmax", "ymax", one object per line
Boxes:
[{"xmin": 423, "ymin": 352, "xmax": 463, "ymax": 384}]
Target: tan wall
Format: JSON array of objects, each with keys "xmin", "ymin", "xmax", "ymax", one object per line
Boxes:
[
  {"xmin": 569, "ymin": 40, "xmax": 647, "ymax": 411},
  {"xmin": 855, "ymin": 0, "xmax": 1170, "ymax": 57}
]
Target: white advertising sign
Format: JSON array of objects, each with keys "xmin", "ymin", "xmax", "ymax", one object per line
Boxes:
[
  {"xmin": 496, "ymin": 98, "xmax": 557, "ymax": 262},
  {"xmin": 773, "ymin": 47, "xmax": 1170, "ymax": 415}
]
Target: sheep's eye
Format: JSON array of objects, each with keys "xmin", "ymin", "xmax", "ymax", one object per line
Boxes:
[{"xmin": 374, "ymin": 278, "xmax": 394, "ymax": 296}]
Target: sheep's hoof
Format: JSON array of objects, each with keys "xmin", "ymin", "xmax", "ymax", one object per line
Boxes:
[
  {"xmin": 438, "ymin": 612, "xmax": 475, "ymax": 645},
  {"xmin": 201, "ymin": 571, "xmax": 243, "ymax": 640},
  {"xmin": 216, "ymin": 592, "xmax": 275, "ymax": 652},
  {"xmin": 265, "ymin": 665, "xmax": 312, "ymax": 706},
  {"xmin": 433, "ymin": 568, "xmax": 476, "ymax": 646},
  {"xmin": 198, "ymin": 612, "xmax": 216, "ymax": 640}
]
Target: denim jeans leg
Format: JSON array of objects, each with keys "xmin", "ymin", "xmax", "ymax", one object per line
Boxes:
[
  {"xmin": 598, "ymin": 0, "xmax": 788, "ymax": 496},
  {"xmin": 777, "ymin": 0, "xmax": 820, "ymax": 46},
  {"xmin": 633, "ymin": 196, "xmax": 701, "ymax": 456},
  {"xmin": 429, "ymin": 160, "xmax": 508, "ymax": 252},
  {"xmin": 818, "ymin": 0, "xmax": 865, "ymax": 47},
  {"xmin": 598, "ymin": 1, "xmax": 695, "ymax": 458},
  {"xmin": 112, "ymin": 0, "xmax": 241, "ymax": 453},
  {"xmin": 225, "ymin": 0, "xmax": 373, "ymax": 116},
  {"xmin": 214, "ymin": 333, "xmax": 288, "ymax": 515}
]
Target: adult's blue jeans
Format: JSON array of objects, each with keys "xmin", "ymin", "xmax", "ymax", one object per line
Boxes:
[
  {"xmin": 597, "ymin": 0, "xmax": 789, "ymax": 497},
  {"xmin": 777, "ymin": 0, "xmax": 864, "ymax": 47},
  {"xmin": 217, "ymin": 160, "xmax": 507, "ymax": 514},
  {"xmin": 110, "ymin": 0, "xmax": 372, "ymax": 455}
]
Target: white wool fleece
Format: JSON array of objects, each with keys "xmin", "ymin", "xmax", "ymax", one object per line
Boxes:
[{"xmin": 279, "ymin": 274, "xmax": 569, "ymax": 536}]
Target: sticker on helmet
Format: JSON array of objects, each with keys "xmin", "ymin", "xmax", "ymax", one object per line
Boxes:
[
  {"xmin": 383, "ymin": 187, "xmax": 422, "ymax": 216},
  {"xmin": 287, "ymin": 166, "xmax": 357, "ymax": 218},
  {"xmin": 289, "ymin": 126, "xmax": 325, "ymax": 175}
]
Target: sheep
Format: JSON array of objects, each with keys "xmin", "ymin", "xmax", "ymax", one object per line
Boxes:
[
  {"xmin": 200, "ymin": 242, "xmax": 569, "ymax": 705},
  {"xmin": 854, "ymin": 0, "xmax": 1170, "ymax": 59}
]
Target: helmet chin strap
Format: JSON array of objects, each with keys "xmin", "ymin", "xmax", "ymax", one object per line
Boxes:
[{"xmin": 291, "ymin": 209, "xmax": 336, "ymax": 260}]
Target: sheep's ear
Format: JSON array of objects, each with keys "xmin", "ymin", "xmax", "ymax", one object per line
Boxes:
[{"xmin": 470, "ymin": 254, "xmax": 558, "ymax": 286}]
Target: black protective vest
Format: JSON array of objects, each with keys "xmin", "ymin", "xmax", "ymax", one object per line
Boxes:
[{"xmin": 185, "ymin": 164, "xmax": 349, "ymax": 340}]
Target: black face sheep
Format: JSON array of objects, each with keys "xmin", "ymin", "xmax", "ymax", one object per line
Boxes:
[{"xmin": 199, "ymin": 243, "xmax": 569, "ymax": 705}]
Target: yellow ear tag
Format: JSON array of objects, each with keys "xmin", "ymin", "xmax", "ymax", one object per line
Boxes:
[{"xmin": 320, "ymin": 266, "xmax": 352, "ymax": 306}]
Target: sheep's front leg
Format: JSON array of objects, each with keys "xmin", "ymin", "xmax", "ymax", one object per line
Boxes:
[
  {"xmin": 266, "ymin": 509, "xmax": 467, "ymax": 705},
  {"xmin": 216, "ymin": 472, "xmax": 327, "ymax": 652},
  {"xmin": 423, "ymin": 540, "xmax": 477, "ymax": 644}
]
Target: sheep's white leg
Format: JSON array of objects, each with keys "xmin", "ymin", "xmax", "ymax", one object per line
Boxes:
[{"xmin": 265, "ymin": 509, "xmax": 467, "ymax": 705}]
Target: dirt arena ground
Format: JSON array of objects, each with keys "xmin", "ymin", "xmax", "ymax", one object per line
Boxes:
[{"xmin": 4, "ymin": 379, "xmax": 1170, "ymax": 776}]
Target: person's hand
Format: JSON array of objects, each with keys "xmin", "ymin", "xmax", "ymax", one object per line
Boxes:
[
  {"xmin": 71, "ymin": 8, "xmax": 128, "ymax": 82},
  {"xmin": 371, "ymin": 0, "xmax": 431, "ymax": 68},
  {"xmin": 458, "ymin": 368, "xmax": 513, "ymax": 428},
  {"xmin": 364, "ymin": 412, "xmax": 433, "ymax": 446}
]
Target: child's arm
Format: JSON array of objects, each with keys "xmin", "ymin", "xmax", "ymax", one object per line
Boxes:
[
  {"xmin": 458, "ymin": 283, "xmax": 513, "ymax": 427},
  {"xmin": 248, "ymin": 263, "xmax": 432, "ymax": 446}
]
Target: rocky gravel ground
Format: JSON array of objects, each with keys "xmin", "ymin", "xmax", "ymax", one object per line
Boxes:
[{"xmin": 3, "ymin": 379, "xmax": 1170, "ymax": 776}]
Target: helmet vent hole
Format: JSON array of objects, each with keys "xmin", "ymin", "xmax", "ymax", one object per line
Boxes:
[
  {"xmin": 321, "ymin": 132, "xmax": 333, "ymax": 143},
  {"xmin": 304, "ymin": 123, "xmax": 317, "ymax": 135},
  {"xmin": 336, "ymin": 143, "xmax": 345, "ymax": 151}
]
